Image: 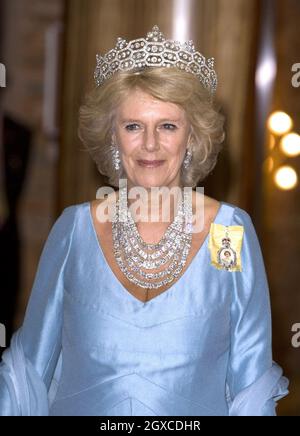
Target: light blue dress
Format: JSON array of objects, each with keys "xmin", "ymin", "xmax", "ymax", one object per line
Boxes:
[{"xmin": 0, "ymin": 201, "xmax": 289, "ymax": 416}]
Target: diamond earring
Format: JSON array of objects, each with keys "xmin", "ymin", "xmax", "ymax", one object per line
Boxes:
[
  {"xmin": 183, "ymin": 148, "xmax": 192, "ymax": 169},
  {"xmin": 111, "ymin": 139, "xmax": 121, "ymax": 171}
]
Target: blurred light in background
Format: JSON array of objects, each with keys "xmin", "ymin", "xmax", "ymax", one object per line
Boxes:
[
  {"xmin": 263, "ymin": 156, "xmax": 274, "ymax": 173},
  {"xmin": 255, "ymin": 55, "xmax": 277, "ymax": 89},
  {"xmin": 280, "ymin": 133, "xmax": 300, "ymax": 157},
  {"xmin": 267, "ymin": 111, "xmax": 293, "ymax": 135},
  {"xmin": 172, "ymin": 0, "xmax": 194, "ymax": 41},
  {"xmin": 274, "ymin": 166, "xmax": 298, "ymax": 190},
  {"xmin": 269, "ymin": 134, "xmax": 276, "ymax": 150}
]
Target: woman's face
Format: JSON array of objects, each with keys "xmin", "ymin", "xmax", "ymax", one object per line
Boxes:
[{"xmin": 113, "ymin": 88, "xmax": 191, "ymax": 190}]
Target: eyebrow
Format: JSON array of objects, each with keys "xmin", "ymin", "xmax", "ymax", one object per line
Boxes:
[{"xmin": 119, "ymin": 118, "xmax": 183, "ymax": 124}]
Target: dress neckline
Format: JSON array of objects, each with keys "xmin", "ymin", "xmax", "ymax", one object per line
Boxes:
[{"xmin": 86, "ymin": 200, "xmax": 224, "ymax": 306}]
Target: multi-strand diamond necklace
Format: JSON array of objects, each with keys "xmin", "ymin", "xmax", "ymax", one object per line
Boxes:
[{"xmin": 111, "ymin": 187, "xmax": 193, "ymax": 291}]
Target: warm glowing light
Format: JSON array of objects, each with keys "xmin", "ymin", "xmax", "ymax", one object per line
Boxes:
[
  {"xmin": 263, "ymin": 157, "xmax": 274, "ymax": 173},
  {"xmin": 280, "ymin": 133, "xmax": 300, "ymax": 157},
  {"xmin": 269, "ymin": 134, "xmax": 276, "ymax": 150},
  {"xmin": 267, "ymin": 111, "xmax": 293, "ymax": 135},
  {"xmin": 274, "ymin": 166, "xmax": 298, "ymax": 190}
]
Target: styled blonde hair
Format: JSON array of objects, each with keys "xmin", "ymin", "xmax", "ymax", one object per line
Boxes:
[{"xmin": 78, "ymin": 67, "xmax": 225, "ymax": 188}]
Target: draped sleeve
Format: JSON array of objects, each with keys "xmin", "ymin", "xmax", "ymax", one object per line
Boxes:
[
  {"xmin": 0, "ymin": 205, "xmax": 77, "ymax": 415},
  {"xmin": 225, "ymin": 207, "xmax": 289, "ymax": 416}
]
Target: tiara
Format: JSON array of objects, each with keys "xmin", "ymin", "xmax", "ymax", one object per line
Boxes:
[{"xmin": 94, "ymin": 25, "xmax": 217, "ymax": 93}]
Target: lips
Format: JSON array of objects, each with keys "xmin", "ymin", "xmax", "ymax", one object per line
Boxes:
[{"xmin": 137, "ymin": 160, "xmax": 165, "ymax": 167}]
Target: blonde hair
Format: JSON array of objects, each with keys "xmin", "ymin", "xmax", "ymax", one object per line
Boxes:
[{"xmin": 78, "ymin": 67, "xmax": 225, "ymax": 188}]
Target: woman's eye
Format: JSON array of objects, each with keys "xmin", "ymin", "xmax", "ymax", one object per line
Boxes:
[
  {"xmin": 125, "ymin": 124, "xmax": 139, "ymax": 131},
  {"xmin": 161, "ymin": 123, "xmax": 177, "ymax": 130},
  {"xmin": 124, "ymin": 123, "xmax": 177, "ymax": 131}
]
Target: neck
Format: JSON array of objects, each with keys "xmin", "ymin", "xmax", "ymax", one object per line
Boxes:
[{"xmin": 123, "ymin": 182, "xmax": 184, "ymax": 225}]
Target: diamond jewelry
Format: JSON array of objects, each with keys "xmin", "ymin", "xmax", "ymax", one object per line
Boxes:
[
  {"xmin": 94, "ymin": 25, "xmax": 217, "ymax": 94},
  {"xmin": 111, "ymin": 186, "xmax": 193, "ymax": 290},
  {"xmin": 111, "ymin": 140, "xmax": 121, "ymax": 171},
  {"xmin": 111, "ymin": 142, "xmax": 192, "ymax": 172},
  {"xmin": 183, "ymin": 148, "xmax": 193, "ymax": 169}
]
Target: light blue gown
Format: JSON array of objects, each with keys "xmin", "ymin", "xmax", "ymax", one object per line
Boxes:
[{"xmin": 0, "ymin": 201, "xmax": 289, "ymax": 416}]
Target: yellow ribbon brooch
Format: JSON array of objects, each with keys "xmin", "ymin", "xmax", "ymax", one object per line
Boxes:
[{"xmin": 208, "ymin": 223, "xmax": 244, "ymax": 271}]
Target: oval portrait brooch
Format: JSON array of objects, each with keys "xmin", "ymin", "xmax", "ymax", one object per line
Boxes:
[{"xmin": 208, "ymin": 223, "xmax": 244, "ymax": 271}]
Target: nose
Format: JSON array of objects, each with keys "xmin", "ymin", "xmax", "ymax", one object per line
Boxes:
[{"xmin": 142, "ymin": 127, "xmax": 159, "ymax": 152}]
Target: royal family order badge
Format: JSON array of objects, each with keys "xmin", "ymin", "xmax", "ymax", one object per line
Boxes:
[{"xmin": 208, "ymin": 223, "xmax": 244, "ymax": 271}]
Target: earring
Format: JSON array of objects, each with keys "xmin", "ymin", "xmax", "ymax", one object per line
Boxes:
[
  {"xmin": 111, "ymin": 139, "xmax": 121, "ymax": 171},
  {"xmin": 183, "ymin": 148, "xmax": 192, "ymax": 169}
]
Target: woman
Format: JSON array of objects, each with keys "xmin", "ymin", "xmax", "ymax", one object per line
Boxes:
[{"xmin": 0, "ymin": 26, "xmax": 288, "ymax": 416}]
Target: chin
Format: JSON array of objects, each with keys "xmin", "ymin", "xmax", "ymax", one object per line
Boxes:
[{"xmin": 132, "ymin": 177, "xmax": 168, "ymax": 189}]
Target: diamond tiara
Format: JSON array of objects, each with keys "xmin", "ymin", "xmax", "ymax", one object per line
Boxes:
[{"xmin": 94, "ymin": 25, "xmax": 217, "ymax": 94}]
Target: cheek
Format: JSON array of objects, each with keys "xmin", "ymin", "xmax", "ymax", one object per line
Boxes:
[
  {"xmin": 117, "ymin": 135, "xmax": 138, "ymax": 156},
  {"xmin": 164, "ymin": 139, "xmax": 187, "ymax": 159}
]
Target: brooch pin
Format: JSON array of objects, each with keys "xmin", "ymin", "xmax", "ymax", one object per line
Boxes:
[
  {"xmin": 208, "ymin": 223, "xmax": 244, "ymax": 272},
  {"xmin": 217, "ymin": 228, "xmax": 237, "ymax": 270}
]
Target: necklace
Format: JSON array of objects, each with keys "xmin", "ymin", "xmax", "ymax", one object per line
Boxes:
[{"xmin": 112, "ymin": 187, "xmax": 193, "ymax": 290}]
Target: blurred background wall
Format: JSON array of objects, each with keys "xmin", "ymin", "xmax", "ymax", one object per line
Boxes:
[
  {"xmin": 0, "ymin": 0, "xmax": 64, "ymax": 349},
  {"xmin": 0, "ymin": 0, "xmax": 299, "ymax": 415}
]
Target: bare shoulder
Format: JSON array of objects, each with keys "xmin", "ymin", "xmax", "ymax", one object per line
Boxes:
[{"xmin": 192, "ymin": 190, "xmax": 221, "ymax": 221}]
